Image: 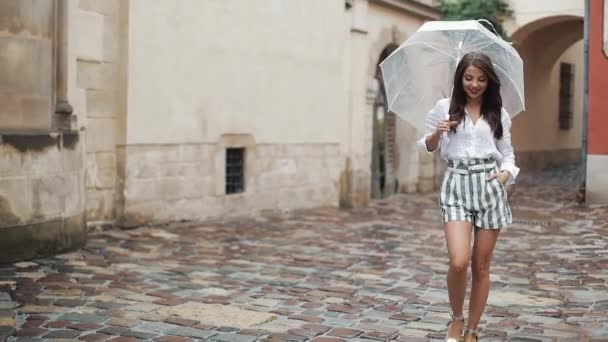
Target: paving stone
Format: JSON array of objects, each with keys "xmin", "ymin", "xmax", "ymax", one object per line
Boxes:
[
  {"xmin": 166, "ymin": 327, "xmax": 215, "ymax": 339},
  {"xmin": 12, "ymin": 337, "xmax": 43, "ymax": 342},
  {"xmin": 69, "ymin": 322, "xmax": 105, "ymax": 331},
  {"xmin": 0, "ymin": 301, "xmax": 18, "ymax": 309},
  {"xmin": 310, "ymin": 338, "xmax": 344, "ymax": 342},
  {"xmin": 3, "ymin": 166, "xmax": 608, "ymax": 342},
  {"xmin": 107, "ymin": 337, "xmax": 141, "ymax": 342},
  {"xmin": 42, "ymin": 329, "xmax": 82, "ymax": 338},
  {"xmin": 79, "ymin": 333, "xmax": 113, "ymax": 341},
  {"xmin": 163, "ymin": 317, "xmax": 198, "ymax": 327},
  {"xmin": 106, "ymin": 317, "xmax": 138, "ymax": 328},
  {"xmin": 121, "ymin": 329, "xmax": 159, "ymax": 339},
  {"xmin": 288, "ymin": 315, "xmax": 324, "ymax": 323},
  {"xmin": 135, "ymin": 321, "xmax": 181, "ymax": 334},
  {"xmin": 154, "ymin": 337, "xmax": 193, "ymax": 342},
  {"xmin": 327, "ymin": 327, "xmax": 363, "ymax": 338},
  {"xmin": 15, "ymin": 327, "xmax": 47, "ymax": 337},
  {"xmin": 0, "ymin": 326, "xmax": 15, "ymax": 341},
  {"xmin": 98, "ymin": 326, "xmax": 130, "ymax": 336},
  {"xmin": 216, "ymin": 326, "xmax": 240, "ymax": 332},
  {"xmin": 45, "ymin": 320, "xmax": 71, "ymax": 328},
  {"xmin": 58, "ymin": 313, "xmax": 110, "ymax": 324},
  {"xmin": 360, "ymin": 330, "xmax": 397, "ymax": 341},
  {"xmin": 209, "ymin": 333, "xmax": 257, "ymax": 342},
  {"xmin": 238, "ymin": 328, "xmax": 269, "ymax": 336}
]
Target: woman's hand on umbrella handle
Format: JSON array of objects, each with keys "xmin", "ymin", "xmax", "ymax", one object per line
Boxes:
[{"xmin": 436, "ymin": 120, "xmax": 458, "ymax": 134}]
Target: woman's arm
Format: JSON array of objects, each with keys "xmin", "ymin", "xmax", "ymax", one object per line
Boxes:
[
  {"xmin": 496, "ymin": 109, "xmax": 520, "ymax": 185},
  {"xmin": 416, "ymin": 99, "xmax": 454, "ymax": 152}
]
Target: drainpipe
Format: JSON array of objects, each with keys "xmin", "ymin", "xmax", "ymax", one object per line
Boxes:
[{"xmin": 579, "ymin": 0, "xmax": 590, "ymax": 204}]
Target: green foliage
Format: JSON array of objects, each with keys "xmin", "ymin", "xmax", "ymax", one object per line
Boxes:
[{"xmin": 437, "ymin": 0, "xmax": 513, "ymax": 39}]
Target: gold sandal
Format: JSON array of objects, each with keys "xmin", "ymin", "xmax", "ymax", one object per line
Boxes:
[
  {"xmin": 464, "ymin": 328, "xmax": 479, "ymax": 341},
  {"xmin": 445, "ymin": 312, "xmax": 465, "ymax": 342}
]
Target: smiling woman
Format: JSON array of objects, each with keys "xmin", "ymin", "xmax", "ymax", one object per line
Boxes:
[{"xmin": 416, "ymin": 51, "xmax": 519, "ymax": 342}]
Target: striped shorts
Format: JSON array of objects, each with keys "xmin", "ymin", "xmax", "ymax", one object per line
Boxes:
[{"xmin": 439, "ymin": 158, "xmax": 512, "ymax": 229}]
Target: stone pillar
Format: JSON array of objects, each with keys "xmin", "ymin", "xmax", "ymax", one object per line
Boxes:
[
  {"xmin": 340, "ymin": 0, "xmax": 372, "ymax": 207},
  {"xmin": 0, "ymin": 0, "xmax": 55, "ymax": 130},
  {"xmin": 0, "ymin": 0, "xmax": 87, "ymax": 263}
]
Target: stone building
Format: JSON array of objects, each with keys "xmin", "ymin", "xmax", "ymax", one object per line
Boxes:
[
  {"xmin": 1, "ymin": 0, "xmax": 600, "ymax": 263},
  {"xmin": 586, "ymin": 0, "xmax": 608, "ymax": 204}
]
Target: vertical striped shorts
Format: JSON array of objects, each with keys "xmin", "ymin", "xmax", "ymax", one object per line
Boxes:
[{"xmin": 439, "ymin": 158, "xmax": 512, "ymax": 229}]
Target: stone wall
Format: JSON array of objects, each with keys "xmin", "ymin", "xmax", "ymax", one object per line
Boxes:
[
  {"xmin": 516, "ymin": 149, "xmax": 581, "ymax": 172},
  {"xmin": 0, "ymin": 134, "xmax": 85, "ymax": 263},
  {"xmin": 117, "ymin": 142, "xmax": 341, "ymax": 226},
  {"xmin": 75, "ymin": 0, "xmax": 122, "ymax": 226},
  {"xmin": 0, "ymin": 0, "xmax": 86, "ymax": 263},
  {"xmin": 0, "ymin": 0, "xmax": 55, "ymax": 130}
]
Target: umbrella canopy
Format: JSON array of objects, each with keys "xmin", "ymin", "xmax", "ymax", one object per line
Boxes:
[{"xmin": 379, "ymin": 20, "xmax": 525, "ymax": 132}]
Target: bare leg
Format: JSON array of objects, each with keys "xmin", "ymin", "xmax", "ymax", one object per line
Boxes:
[
  {"xmin": 465, "ymin": 227, "xmax": 500, "ymax": 342},
  {"xmin": 444, "ymin": 221, "xmax": 473, "ymax": 339}
]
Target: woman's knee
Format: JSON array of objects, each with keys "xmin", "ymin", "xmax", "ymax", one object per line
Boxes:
[
  {"xmin": 472, "ymin": 259, "xmax": 491, "ymax": 278},
  {"xmin": 450, "ymin": 257, "xmax": 469, "ymax": 273}
]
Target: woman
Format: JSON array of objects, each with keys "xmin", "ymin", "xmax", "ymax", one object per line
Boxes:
[{"xmin": 417, "ymin": 52, "xmax": 519, "ymax": 342}]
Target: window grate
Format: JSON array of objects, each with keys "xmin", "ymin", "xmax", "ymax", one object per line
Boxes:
[
  {"xmin": 558, "ymin": 62, "xmax": 574, "ymax": 130},
  {"xmin": 225, "ymin": 148, "xmax": 245, "ymax": 194}
]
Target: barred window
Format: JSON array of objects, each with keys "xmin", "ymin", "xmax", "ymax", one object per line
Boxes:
[
  {"xmin": 225, "ymin": 148, "xmax": 245, "ymax": 194},
  {"xmin": 558, "ymin": 62, "xmax": 574, "ymax": 130}
]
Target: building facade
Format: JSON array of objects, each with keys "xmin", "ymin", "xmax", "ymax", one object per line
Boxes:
[
  {"xmin": 0, "ymin": 0, "xmax": 439, "ymax": 262},
  {"xmin": 1, "ymin": 0, "xmax": 601, "ymax": 262},
  {"xmin": 586, "ymin": 0, "xmax": 608, "ymax": 204}
]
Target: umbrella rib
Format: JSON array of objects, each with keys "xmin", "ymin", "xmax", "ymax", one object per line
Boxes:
[
  {"xmin": 493, "ymin": 64, "xmax": 525, "ymax": 111},
  {"xmin": 386, "ymin": 44, "xmax": 456, "ymax": 111},
  {"xmin": 401, "ymin": 42, "xmax": 457, "ymax": 59},
  {"xmin": 468, "ymin": 40, "xmax": 495, "ymax": 52}
]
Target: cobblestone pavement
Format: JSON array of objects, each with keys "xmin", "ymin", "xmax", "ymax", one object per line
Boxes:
[{"xmin": 1, "ymin": 166, "xmax": 607, "ymax": 342}]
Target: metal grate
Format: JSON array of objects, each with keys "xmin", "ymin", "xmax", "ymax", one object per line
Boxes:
[
  {"xmin": 558, "ymin": 62, "xmax": 574, "ymax": 130},
  {"xmin": 225, "ymin": 148, "xmax": 245, "ymax": 194}
]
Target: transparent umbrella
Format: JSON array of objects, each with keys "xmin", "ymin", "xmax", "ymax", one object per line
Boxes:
[{"xmin": 379, "ymin": 20, "xmax": 525, "ymax": 132}]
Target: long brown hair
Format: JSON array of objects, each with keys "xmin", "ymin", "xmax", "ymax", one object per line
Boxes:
[{"xmin": 449, "ymin": 52, "xmax": 503, "ymax": 139}]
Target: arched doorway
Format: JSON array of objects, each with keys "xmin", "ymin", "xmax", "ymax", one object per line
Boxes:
[
  {"xmin": 371, "ymin": 43, "xmax": 399, "ymax": 199},
  {"xmin": 509, "ymin": 16, "xmax": 584, "ymax": 172}
]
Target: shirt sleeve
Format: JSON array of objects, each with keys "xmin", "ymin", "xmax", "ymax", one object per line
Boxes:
[
  {"xmin": 416, "ymin": 100, "xmax": 446, "ymax": 153},
  {"xmin": 496, "ymin": 109, "xmax": 520, "ymax": 184}
]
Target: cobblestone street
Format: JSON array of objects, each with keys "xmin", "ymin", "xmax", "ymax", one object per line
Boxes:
[{"xmin": 1, "ymin": 166, "xmax": 607, "ymax": 342}]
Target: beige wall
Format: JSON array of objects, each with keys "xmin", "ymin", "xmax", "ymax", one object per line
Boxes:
[
  {"xmin": 66, "ymin": 0, "xmax": 124, "ymax": 225},
  {"xmin": 512, "ymin": 40, "xmax": 583, "ymax": 152},
  {"xmin": 115, "ymin": 0, "xmax": 351, "ymax": 223},
  {"xmin": 366, "ymin": 2, "xmax": 439, "ymax": 193},
  {"xmin": 500, "ymin": 1, "xmax": 585, "ymax": 171},
  {"xmin": 126, "ymin": 0, "xmax": 346, "ymax": 145},
  {"xmin": 0, "ymin": 0, "xmax": 55, "ymax": 130},
  {"xmin": 504, "ymin": 0, "xmax": 583, "ymax": 34}
]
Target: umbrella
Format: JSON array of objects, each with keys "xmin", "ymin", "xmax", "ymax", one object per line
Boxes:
[{"xmin": 379, "ymin": 20, "xmax": 525, "ymax": 132}]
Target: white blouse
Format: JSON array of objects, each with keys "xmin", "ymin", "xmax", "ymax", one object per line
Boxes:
[{"xmin": 416, "ymin": 98, "xmax": 520, "ymax": 184}]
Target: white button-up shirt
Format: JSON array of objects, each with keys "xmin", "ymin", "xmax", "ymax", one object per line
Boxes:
[{"xmin": 416, "ymin": 98, "xmax": 520, "ymax": 184}]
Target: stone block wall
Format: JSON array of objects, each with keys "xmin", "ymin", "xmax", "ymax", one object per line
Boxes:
[
  {"xmin": 0, "ymin": 134, "xmax": 85, "ymax": 263},
  {"xmin": 117, "ymin": 141, "xmax": 341, "ymax": 226},
  {"xmin": 75, "ymin": 0, "xmax": 122, "ymax": 226}
]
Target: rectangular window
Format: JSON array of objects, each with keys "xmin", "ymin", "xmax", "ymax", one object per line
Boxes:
[
  {"xmin": 225, "ymin": 148, "xmax": 245, "ymax": 194},
  {"xmin": 558, "ymin": 62, "xmax": 574, "ymax": 130}
]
